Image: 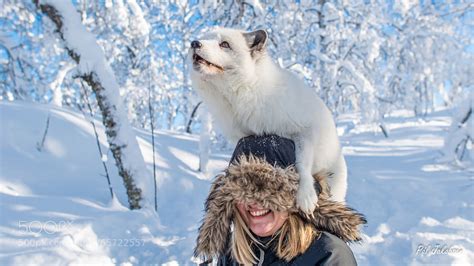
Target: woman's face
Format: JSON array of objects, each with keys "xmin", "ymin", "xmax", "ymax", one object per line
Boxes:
[{"xmin": 236, "ymin": 202, "xmax": 288, "ymax": 237}]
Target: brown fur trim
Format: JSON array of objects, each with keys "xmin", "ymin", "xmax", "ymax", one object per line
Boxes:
[
  {"xmin": 308, "ymin": 199, "xmax": 366, "ymax": 242},
  {"xmin": 194, "ymin": 156, "xmax": 366, "ymax": 260},
  {"xmin": 224, "ymin": 155, "xmax": 299, "ymax": 211},
  {"xmin": 305, "ymin": 172, "xmax": 367, "ymax": 242},
  {"xmin": 194, "ymin": 173, "xmax": 234, "ymax": 260},
  {"xmin": 313, "ymin": 171, "xmax": 331, "ymax": 198}
]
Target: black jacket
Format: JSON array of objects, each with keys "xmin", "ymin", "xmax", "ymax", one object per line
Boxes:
[{"xmin": 217, "ymin": 232, "xmax": 357, "ymax": 266}]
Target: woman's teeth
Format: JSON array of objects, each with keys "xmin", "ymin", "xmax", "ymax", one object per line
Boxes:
[{"xmin": 249, "ymin": 210, "xmax": 270, "ymax": 217}]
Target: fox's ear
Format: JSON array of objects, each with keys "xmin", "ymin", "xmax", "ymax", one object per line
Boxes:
[{"xmin": 243, "ymin": 29, "xmax": 268, "ymax": 56}]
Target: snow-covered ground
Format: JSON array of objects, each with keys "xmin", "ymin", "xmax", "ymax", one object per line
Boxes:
[
  {"xmin": 340, "ymin": 112, "xmax": 473, "ymax": 265},
  {"xmin": 0, "ymin": 101, "xmax": 472, "ymax": 265}
]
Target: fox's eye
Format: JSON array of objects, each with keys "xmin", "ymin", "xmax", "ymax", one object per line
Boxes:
[{"xmin": 220, "ymin": 41, "xmax": 231, "ymax": 49}]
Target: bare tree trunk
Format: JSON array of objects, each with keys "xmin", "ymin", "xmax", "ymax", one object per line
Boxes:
[
  {"xmin": 80, "ymin": 81, "xmax": 114, "ymax": 200},
  {"xmin": 148, "ymin": 77, "xmax": 158, "ymax": 212},
  {"xmin": 186, "ymin": 101, "xmax": 202, "ymax": 134},
  {"xmin": 36, "ymin": 113, "xmax": 51, "ymax": 152},
  {"xmin": 35, "ymin": 1, "xmax": 146, "ymax": 209},
  {"xmin": 83, "ymin": 72, "xmax": 143, "ymax": 208}
]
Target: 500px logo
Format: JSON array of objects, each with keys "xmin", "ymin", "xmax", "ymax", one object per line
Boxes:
[
  {"xmin": 18, "ymin": 238, "xmax": 61, "ymax": 247},
  {"xmin": 18, "ymin": 220, "xmax": 73, "ymax": 234}
]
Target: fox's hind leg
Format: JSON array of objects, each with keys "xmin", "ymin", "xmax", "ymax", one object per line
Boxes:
[{"xmin": 327, "ymin": 154, "xmax": 348, "ymax": 202}]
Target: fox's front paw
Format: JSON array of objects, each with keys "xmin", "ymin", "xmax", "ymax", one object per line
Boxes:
[{"xmin": 296, "ymin": 184, "xmax": 318, "ymax": 214}]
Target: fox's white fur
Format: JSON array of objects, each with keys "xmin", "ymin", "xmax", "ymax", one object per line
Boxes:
[{"xmin": 189, "ymin": 28, "xmax": 347, "ymax": 213}]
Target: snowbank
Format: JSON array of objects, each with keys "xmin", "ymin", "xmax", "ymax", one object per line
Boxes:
[
  {"xmin": 0, "ymin": 102, "xmax": 472, "ymax": 264},
  {"xmin": 0, "ymin": 101, "xmax": 228, "ymax": 264}
]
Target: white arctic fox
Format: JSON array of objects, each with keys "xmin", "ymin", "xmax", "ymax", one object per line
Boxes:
[{"xmin": 189, "ymin": 28, "xmax": 347, "ymax": 213}]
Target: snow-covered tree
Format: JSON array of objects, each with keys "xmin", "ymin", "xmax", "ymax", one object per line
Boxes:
[
  {"xmin": 441, "ymin": 91, "xmax": 473, "ymax": 165},
  {"xmin": 1, "ymin": 0, "xmax": 471, "ymax": 156},
  {"xmin": 35, "ymin": 0, "xmax": 151, "ymax": 210},
  {"xmin": 0, "ymin": 1, "xmax": 68, "ymax": 103}
]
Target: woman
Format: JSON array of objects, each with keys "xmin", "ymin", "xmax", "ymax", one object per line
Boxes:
[{"xmin": 195, "ymin": 135, "xmax": 366, "ymax": 265}]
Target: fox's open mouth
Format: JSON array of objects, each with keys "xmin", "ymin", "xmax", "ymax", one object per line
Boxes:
[{"xmin": 193, "ymin": 53, "xmax": 224, "ymax": 72}]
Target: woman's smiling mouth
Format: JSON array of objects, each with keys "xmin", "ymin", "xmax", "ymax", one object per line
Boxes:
[{"xmin": 249, "ymin": 209, "xmax": 271, "ymax": 217}]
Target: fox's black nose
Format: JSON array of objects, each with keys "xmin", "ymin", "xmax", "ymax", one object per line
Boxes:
[{"xmin": 191, "ymin": 40, "xmax": 202, "ymax": 49}]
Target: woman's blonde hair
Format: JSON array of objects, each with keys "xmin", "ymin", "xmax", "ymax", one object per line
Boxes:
[{"xmin": 231, "ymin": 206, "xmax": 318, "ymax": 265}]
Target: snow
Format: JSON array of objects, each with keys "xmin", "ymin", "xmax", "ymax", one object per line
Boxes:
[
  {"xmin": 1, "ymin": 101, "xmax": 472, "ymax": 264},
  {"xmin": 127, "ymin": 0, "xmax": 151, "ymax": 39},
  {"xmin": 339, "ymin": 110, "xmax": 473, "ymax": 265},
  {"xmin": 0, "ymin": 101, "xmax": 228, "ymax": 264},
  {"xmin": 49, "ymin": 62, "xmax": 75, "ymax": 107}
]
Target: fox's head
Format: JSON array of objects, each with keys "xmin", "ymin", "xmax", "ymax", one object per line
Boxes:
[{"xmin": 189, "ymin": 28, "xmax": 268, "ymax": 81}]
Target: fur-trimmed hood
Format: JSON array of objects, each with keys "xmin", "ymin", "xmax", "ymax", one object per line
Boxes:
[{"xmin": 194, "ymin": 156, "xmax": 366, "ymax": 260}]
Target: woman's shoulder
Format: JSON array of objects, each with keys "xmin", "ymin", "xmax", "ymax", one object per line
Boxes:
[
  {"xmin": 215, "ymin": 232, "xmax": 358, "ymax": 266},
  {"xmin": 291, "ymin": 231, "xmax": 357, "ymax": 266}
]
